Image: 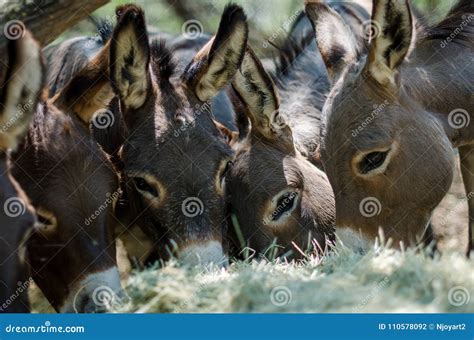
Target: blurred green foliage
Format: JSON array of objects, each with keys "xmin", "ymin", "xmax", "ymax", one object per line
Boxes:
[{"xmin": 57, "ymin": 0, "xmax": 458, "ymax": 56}]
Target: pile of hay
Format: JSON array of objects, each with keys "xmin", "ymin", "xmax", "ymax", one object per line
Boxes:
[{"xmin": 117, "ymin": 244, "xmax": 473, "ymax": 313}]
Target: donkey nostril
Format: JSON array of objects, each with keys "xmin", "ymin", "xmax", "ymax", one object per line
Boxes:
[{"xmin": 178, "ymin": 241, "xmax": 228, "ymax": 267}]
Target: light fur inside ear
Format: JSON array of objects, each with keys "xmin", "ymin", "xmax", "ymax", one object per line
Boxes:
[
  {"xmin": 184, "ymin": 4, "xmax": 248, "ymax": 102},
  {"xmin": 232, "ymin": 47, "xmax": 293, "ymax": 147},
  {"xmin": 368, "ymin": 0, "xmax": 412, "ymax": 86},
  {"xmin": 305, "ymin": 2, "xmax": 360, "ymax": 82},
  {"xmin": 53, "ymin": 41, "xmax": 113, "ymax": 125},
  {"xmin": 0, "ymin": 32, "xmax": 43, "ymax": 150},
  {"xmin": 110, "ymin": 5, "xmax": 150, "ymax": 110}
]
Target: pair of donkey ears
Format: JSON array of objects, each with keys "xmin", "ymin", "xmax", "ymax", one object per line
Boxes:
[
  {"xmin": 305, "ymin": 0, "xmax": 413, "ymax": 87},
  {"xmin": 109, "ymin": 4, "xmax": 248, "ymax": 111}
]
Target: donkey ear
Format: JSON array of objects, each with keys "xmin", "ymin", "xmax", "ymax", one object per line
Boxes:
[
  {"xmin": 231, "ymin": 47, "xmax": 292, "ymax": 146},
  {"xmin": 52, "ymin": 41, "xmax": 113, "ymax": 125},
  {"xmin": 0, "ymin": 31, "xmax": 43, "ymax": 150},
  {"xmin": 305, "ymin": 1, "xmax": 360, "ymax": 82},
  {"xmin": 213, "ymin": 120, "xmax": 239, "ymax": 146},
  {"xmin": 110, "ymin": 5, "xmax": 151, "ymax": 110},
  {"xmin": 183, "ymin": 4, "xmax": 248, "ymax": 102},
  {"xmin": 367, "ymin": 0, "xmax": 413, "ymax": 86}
]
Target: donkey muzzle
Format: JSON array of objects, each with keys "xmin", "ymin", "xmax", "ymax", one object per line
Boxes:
[
  {"xmin": 59, "ymin": 266, "xmax": 126, "ymax": 313},
  {"xmin": 178, "ymin": 240, "xmax": 228, "ymax": 267}
]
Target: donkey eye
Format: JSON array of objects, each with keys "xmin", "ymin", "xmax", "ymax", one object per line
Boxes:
[
  {"xmin": 133, "ymin": 177, "xmax": 158, "ymax": 197},
  {"xmin": 218, "ymin": 160, "xmax": 233, "ymax": 188},
  {"xmin": 36, "ymin": 209, "xmax": 57, "ymax": 232},
  {"xmin": 359, "ymin": 151, "xmax": 388, "ymax": 174},
  {"xmin": 272, "ymin": 191, "xmax": 298, "ymax": 221},
  {"xmin": 265, "ymin": 190, "xmax": 300, "ymax": 225},
  {"xmin": 221, "ymin": 161, "xmax": 233, "ymax": 179}
]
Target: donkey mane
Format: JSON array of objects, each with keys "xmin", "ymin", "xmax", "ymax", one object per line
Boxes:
[
  {"xmin": 419, "ymin": 0, "xmax": 474, "ymax": 47},
  {"xmin": 272, "ymin": 31, "xmax": 314, "ymax": 79},
  {"xmin": 150, "ymin": 39, "xmax": 177, "ymax": 84}
]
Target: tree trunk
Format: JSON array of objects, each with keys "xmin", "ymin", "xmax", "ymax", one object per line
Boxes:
[{"xmin": 0, "ymin": 0, "xmax": 109, "ymax": 50}]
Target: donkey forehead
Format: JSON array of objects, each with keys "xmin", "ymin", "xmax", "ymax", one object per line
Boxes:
[{"xmin": 124, "ymin": 124, "xmax": 231, "ymax": 172}]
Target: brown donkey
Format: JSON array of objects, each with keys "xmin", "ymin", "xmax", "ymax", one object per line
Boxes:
[
  {"xmin": 105, "ymin": 4, "xmax": 248, "ymax": 266},
  {"xmin": 0, "ymin": 33, "xmax": 42, "ymax": 312},
  {"xmin": 305, "ymin": 0, "xmax": 473, "ymax": 252},
  {"xmin": 226, "ymin": 46, "xmax": 336, "ymax": 258},
  {"xmin": 223, "ymin": 2, "xmax": 371, "ymax": 258},
  {"xmin": 10, "ymin": 37, "xmax": 124, "ymax": 312}
]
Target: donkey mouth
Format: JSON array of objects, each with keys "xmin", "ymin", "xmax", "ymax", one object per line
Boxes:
[
  {"xmin": 178, "ymin": 240, "xmax": 228, "ymax": 267},
  {"xmin": 59, "ymin": 267, "xmax": 126, "ymax": 313}
]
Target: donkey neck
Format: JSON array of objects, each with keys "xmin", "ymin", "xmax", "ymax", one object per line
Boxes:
[{"xmin": 400, "ymin": 41, "xmax": 474, "ymax": 146}]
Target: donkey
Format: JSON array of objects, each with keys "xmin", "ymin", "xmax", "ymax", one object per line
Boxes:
[
  {"xmin": 0, "ymin": 32, "xmax": 42, "ymax": 313},
  {"xmin": 305, "ymin": 0, "xmax": 474, "ymax": 252},
  {"xmin": 10, "ymin": 35, "xmax": 124, "ymax": 312},
  {"xmin": 226, "ymin": 46, "xmax": 336, "ymax": 258},
  {"xmin": 92, "ymin": 4, "xmax": 249, "ymax": 266}
]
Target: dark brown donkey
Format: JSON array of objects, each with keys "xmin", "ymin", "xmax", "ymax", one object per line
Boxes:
[
  {"xmin": 305, "ymin": 0, "xmax": 473, "ymax": 252},
  {"xmin": 10, "ymin": 36, "xmax": 124, "ymax": 312},
  {"xmin": 226, "ymin": 43, "xmax": 336, "ymax": 259},
  {"xmin": 0, "ymin": 33, "xmax": 42, "ymax": 313},
  {"xmin": 103, "ymin": 4, "xmax": 248, "ymax": 266}
]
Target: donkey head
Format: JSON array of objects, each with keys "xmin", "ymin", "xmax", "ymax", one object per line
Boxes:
[
  {"xmin": 109, "ymin": 5, "xmax": 248, "ymax": 266},
  {"xmin": 305, "ymin": 0, "xmax": 454, "ymax": 249},
  {"xmin": 0, "ymin": 32, "xmax": 42, "ymax": 312},
  {"xmin": 227, "ymin": 47, "xmax": 335, "ymax": 258},
  {"xmin": 12, "ymin": 38, "xmax": 123, "ymax": 312}
]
